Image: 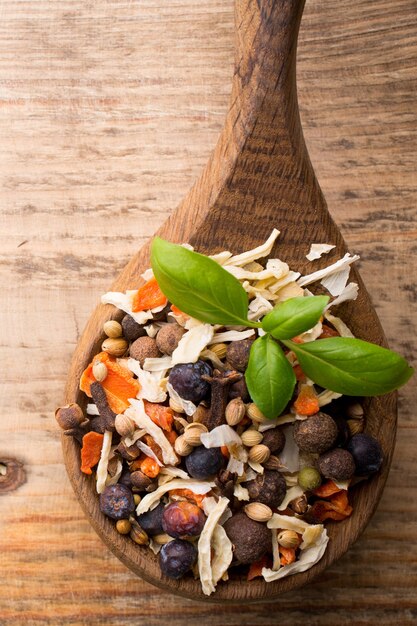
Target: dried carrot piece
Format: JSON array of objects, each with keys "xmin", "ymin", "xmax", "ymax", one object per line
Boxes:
[
  {"xmin": 144, "ymin": 401, "xmax": 174, "ymax": 432},
  {"xmin": 143, "ymin": 434, "xmax": 164, "ymax": 463},
  {"xmin": 319, "ymin": 324, "xmax": 340, "ymax": 339},
  {"xmin": 165, "ymin": 429, "xmax": 178, "ymax": 446},
  {"xmin": 80, "ymin": 432, "xmax": 104, "ymax": 475},
  {"xmin": 169, "ymin": 488, "xmax": 207, "ymax": 508},
  {"xmin": 170, "ymin": 304, "xmax": 187, "ymax": 317},
  {"xmin": 80, "ymin": 352, "xmax": 140, "ymax": 414},
  {"xmin": 313, "ymin": 480, "xmax": 343, "ymax": 498},
  {"xmin": 279, "ymin": 546, "xmax": 296, "ymax": 566},
  {"xmin": 220, "ymin": 445, "xmax": 230, "ymax": 459},
  {"xmin": 131, "ymin": 277, "xmax": 167, "ymax": 313},
  {"xmin": 137, "ymin": 455, "xmax": 160, "ymax": 478},
  {"xmin": 293, "ymin": 363, "xmax": 306, "ymax": 382},
  {"xmin": 310, "ymin": 490, "xmax": 353, "ymax": 522},
  {"xmin": 293, "ymin": 384, "xmax": 320, "ymax": 416},
  {"xmin": 247, "ymin": 554, "xmax": 272, "ymax": 580}
]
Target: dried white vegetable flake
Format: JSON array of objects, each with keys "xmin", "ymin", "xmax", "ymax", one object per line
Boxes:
[
  {"xmin": 127, "ymin": 358, "xmax": 167, "ymax": 403},
  {"xmin": 211, "ymin": 525, "xmax": 233, "ymax": 587},
  {"xmin": 171, "ymin": 323, "xmax": 214, "ymax": 366},
  {"xmin": 324, "ymin": 312, "xmax": 355, "ymax": 338},
  {"xmin": 223, "ymin": 229, "xmax": 280, "ymax": 267},
  {"xmin": 198, "ymin": 497, "xmax": 231, "ymax": 595},
  {"xmin": 297, "ymin": 253, "xmax": 359, "ymax": 288},
  {"xmin": 101, "ymin": 290, "xmax": 165, "ymax": 325},
  {"xmin": 233, "ymin": 484, "xmax": 250, "ymax": 501},
  {"xmin": 86, "ymin": 403, "xmax": 99, "ymax": 416},
  {"xmin": 96, "ymin": 430, "xmax": 112, "ymax": 494},
  {"xmin": 306, "ymin": 243, "xmax": 335, "ymax": 261},
  {"xmin": 326, "ymin": 283, "xmax": 359, "ymax": 309},
  {"xmin": 166, "ymin": 382, "xmax": 197, "ymax": 417},
  {"xmin": 262, "ymin": 514, "xmax": 328, "ymax": 582},
  {"xmin": 125, "ymin": 398, "xmax": 177, "ymax": 465},
  {"xmin": 201, "ymin": 425, "xmax": 242, "ymax": 449},
  {"xmin": 136, "ymin": 479, "xmax": 214, "ymax": 515},
  {"xmin": 278, "ymin": 485, "xmax": 304, "ymax": 510},
  {"xmin": 209, "ymin": 329, "xmax": 255, "ymax": 344}
]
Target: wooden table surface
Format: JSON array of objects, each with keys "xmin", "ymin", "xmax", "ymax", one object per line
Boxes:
[{"xmin": 1, "ymin": 0, "xmax": 416, "ymax": 624}]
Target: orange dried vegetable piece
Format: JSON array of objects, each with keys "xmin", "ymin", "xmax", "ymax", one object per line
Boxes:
[
  {"xmin": 165, "ymin": 429, "xmax": 178, "ymax": 446},
  {"xmin": 137, "ymin": 455, "xmax": 160, "ymax": 478},
  {"xmin": 293, "ymin": 363, "xmax": 306, "ymax": 382},
  {"xmin": 319, "ymin": 324, "xmax": 339, "ymax": 339},
  {"xmin": 247, "ymin": 554, "xmax": 272, "ymax": 580},
  {"xmin": 170, "ymin": 488, "xmax": 207, "ymax": 508},
  {"xmin": 291, "ymin": 336, "xmax": 304, "ymax": 344},
  {"xmin": 279, "ymin": 546, "xmax": 296, "ymax": 566},
  {"xmin": 80, "ymin": 352, "xmax": 140, "ymax": 414},
  {"xmin": 143, "ymin": 434, "xmax": 164, "ymax": 463},
  {"xmin": 293, "ymin": 384, "xmax": 320, "ymax": 416},
  {"xmin": 80, "ymin": 432, "xmax": 104, "ymax": 475},
  {"xmin": 131, "ymin": 277, "xmax": 167, "ymax": 313},
  {"xmin": 313, "ymin": 480, "xmax": 343, "ymax": 498},
  {"xmin": 170, "ymin": 304, "xmax": 188, "ymax": 318},
  {"xmin": 220, "ymin": 445, "xmax": 230, "ymax": 459},
  {"xmin": 144, "ymin": 401, "xmax": 174, "ymax": 432},
  {"xmin": 310, "ymin": 490, "xmax": 352, "ymax": 522}
]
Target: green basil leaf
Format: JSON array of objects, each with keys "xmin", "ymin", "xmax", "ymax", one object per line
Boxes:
[
  {"xmin": 245, "ymin": 335, "xmax": 296, "ymax": 419},
  {"xmin": 262, "ymin": 296, "xmax": 329, "ymax": 340},
  {"xmin": 151, "ymin": 237, "xmax": 258, "ymax": 327},
  {"xmin": 284, "ymin": 337, "xmax": 414, "ymax": 396}
]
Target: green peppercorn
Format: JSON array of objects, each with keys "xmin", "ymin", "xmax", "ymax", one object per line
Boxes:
[{"xmin": 297, "ymin": 466, "xmax": 322, "ymax": 491}]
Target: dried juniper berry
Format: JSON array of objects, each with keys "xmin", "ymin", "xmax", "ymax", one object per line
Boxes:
[
  {"xmin": 162, "ymin": 501, "xmax": 206, "ymax": 538},
  {"xmin": 99, "ymin": 484, "xmax": 135, "ymax": 520},
  {"xmin": 168, "ymin": 360, "xmax": 213, "ymax": 403},
  {"xmin": 136, "ymin": 502, "xmax": 165, "ymax": 536},
  {"xmin": 121, "ymin": 315, "xmax": 147, "ymax": 343},
  {"xmin": 185, "ymin": 446, "xmax": 224, "ymax": 480},
  {"xmin": 159, "ymin": 539, "xmax": 197, "ymax": 579},
  {"xmin": 347, "ymin": 433, "xmax": 383, "ymax": 476}
]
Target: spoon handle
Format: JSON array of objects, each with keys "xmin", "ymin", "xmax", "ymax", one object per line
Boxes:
[{"xmin": 167, "ymin": 0, "xmax": 332, "ymax": 253}]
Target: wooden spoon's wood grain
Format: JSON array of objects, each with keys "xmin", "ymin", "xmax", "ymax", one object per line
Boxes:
[{"xmin": 63, "ymin": 0, "xmax": 396, "ymax": 602}]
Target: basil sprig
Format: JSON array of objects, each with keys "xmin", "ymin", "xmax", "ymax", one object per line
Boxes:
[
  {"xmin": 245, "ymin": 335, "xmax": 296, "ymax": 419},
  {"xmin": 151, "ymin": 237, "xmax": 414, "ymax": 419}
]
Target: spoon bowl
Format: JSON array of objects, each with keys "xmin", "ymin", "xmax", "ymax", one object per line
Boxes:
[{"xmin": 62, "ymin": 0, "xmax": 396, "ymax": 602}]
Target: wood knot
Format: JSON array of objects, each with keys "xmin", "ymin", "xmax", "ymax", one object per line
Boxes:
[{"xmin": 0, "ymin": 458, "xmax": 26, "ymax": 494}]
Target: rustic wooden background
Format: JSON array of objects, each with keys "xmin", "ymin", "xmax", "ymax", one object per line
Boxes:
[{"xmin": 1, "ymin": 0, "xmax": 416, "ymax": 624}]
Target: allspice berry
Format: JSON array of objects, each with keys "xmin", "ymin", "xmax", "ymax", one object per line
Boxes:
[
  {"xmin": 226, "ymin": 338, "xmax": 254, "ymax": 372},
  {"xmin": 130, "ymin": 336, "xmax": 161, "ymax": 366},
  {"xmin": 261, "ymin": 428, "xmax": 286, "ymax": 454},
  {"xmin": 229, "ymin": 377, "xmax": 251, "ymax": 402},
  {"xmin": 224, "ymin": 512, "xmax": 271, "ymax": 564},
  {"xmin": 318, "ymin": 448, "xmax": 356, "ymax": 481},
  {"xmin": 156, "ymin": 323, "xmax": 185, "ymax": 356},
  {"xmin": 246, "ymin": 470, "xmax": 287, "ymax": 508},
  {"xmin": 293, "ymin": 412, "xmax": 338, "ymax": 454}
]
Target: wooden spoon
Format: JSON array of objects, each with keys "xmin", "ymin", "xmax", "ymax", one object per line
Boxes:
[{"xmin": 63, "ymin": 0, "xmax": 396, "ymax": 602}]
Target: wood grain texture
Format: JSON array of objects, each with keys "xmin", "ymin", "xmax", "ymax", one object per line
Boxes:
[
  {"xmin": 62, "ymin": 0, "xmax": 396, "ymax": 603},
  {"xmin": 1, "ymin": 0, "xmax": 416, "ymax": 622}
]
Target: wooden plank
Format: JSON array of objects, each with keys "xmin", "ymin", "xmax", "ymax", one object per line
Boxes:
[{"xmin": 1, "ymin": 0, "xmax": 416, "ymax": 622}]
